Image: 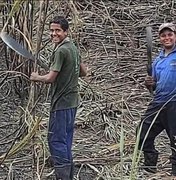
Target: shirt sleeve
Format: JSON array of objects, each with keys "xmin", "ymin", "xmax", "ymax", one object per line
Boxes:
[{"xmin": 50, "ymin": 49, "xmax": 64, "ymax": 72}]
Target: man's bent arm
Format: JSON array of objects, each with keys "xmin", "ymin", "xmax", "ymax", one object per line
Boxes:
[
  {"xmin": 30, "ymin": 71, "xmax": 58, "ymax": 83},
  {"xmin": 79, "ymin": 63, "xmax": 87, "ymax": 77}
]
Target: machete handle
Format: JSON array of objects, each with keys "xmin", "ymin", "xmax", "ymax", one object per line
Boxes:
[{"xmin": 148, "ymin": 86, "xmax": 153, "ymax": 94}]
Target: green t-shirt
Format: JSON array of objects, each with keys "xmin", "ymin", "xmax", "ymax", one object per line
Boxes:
[{"xmin": 49, "ymin": 37, "xmax": 80, "ymax": 111}]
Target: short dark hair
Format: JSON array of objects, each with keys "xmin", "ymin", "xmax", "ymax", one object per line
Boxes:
[{"xmin": 50, "ymin": 16, "xmax": 69, "ymax": 31}]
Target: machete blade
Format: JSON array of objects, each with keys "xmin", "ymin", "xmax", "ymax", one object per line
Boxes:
[
  {"xmin": 0, "ymin": 32, "xmax": 49, "ymax": 70},
  {"xmin": 0, "ymin": 32, "xmax": 35, "ymax": 60},
  {"xmin": 146, "ymin": 26, "xmax": 153, "ymax": 76},
  {"xmin": 146, "ymin": 26, "xmax": 153, "ymax": 94}
]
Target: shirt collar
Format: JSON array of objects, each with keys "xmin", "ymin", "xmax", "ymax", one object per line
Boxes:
[
  {"xmin": 54, "ymin": 37, "xmax": 70, "ymax": 51},
  {"xmin": 159, "ymin": 45, "xmax": 176, "ymax": 58}
]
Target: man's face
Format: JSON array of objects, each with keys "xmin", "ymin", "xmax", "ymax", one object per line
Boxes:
[
  {"xmin": 159, "ymin": 29, "xmax": 176, "ymax": 49},
  {"xmin": 50, "ymin": 23, "xmax": 68, "ymax": 44}
]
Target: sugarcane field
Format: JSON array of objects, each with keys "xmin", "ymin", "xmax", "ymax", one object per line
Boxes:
[{"xmin": 0, "ymin": 0, "xmax": 176, "ymax": 180}]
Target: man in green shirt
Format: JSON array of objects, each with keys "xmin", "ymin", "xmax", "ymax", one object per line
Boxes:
[{"xmin": 30, "ymin": 16, "xmax": 87, "ymax": 180}]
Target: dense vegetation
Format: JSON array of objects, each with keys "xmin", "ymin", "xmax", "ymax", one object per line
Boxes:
[{"xmin": 0, "ymin": 0, "xmax": 175, "ymax": 179}]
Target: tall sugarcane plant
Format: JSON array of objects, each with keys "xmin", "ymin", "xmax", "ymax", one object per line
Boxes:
[{"xmin": 0, "ymin": 0, "xmax": 50, "ymax": 179}]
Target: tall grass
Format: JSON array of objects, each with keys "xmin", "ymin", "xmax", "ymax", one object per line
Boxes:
[
  {"xmin": 1, "ymin": 1, "xmax": 50, "ymax": 179},
  {"xmin": 129, "ymin": 97, "xmax": 175, "ymax": 179}
]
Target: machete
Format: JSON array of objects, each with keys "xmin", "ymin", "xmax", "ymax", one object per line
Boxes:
[
  {"xmin": 146, "ymin": 26, "xmax": 153, "ymax": 94},
  {"xmin": 0, "ymin": 32, "xmax": 49, "ymax": 70}
]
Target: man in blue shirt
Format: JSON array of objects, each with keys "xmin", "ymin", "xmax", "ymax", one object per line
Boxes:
[{"xmin": 138, "ymin": 23, "xmax": 176, "ymax": 176}]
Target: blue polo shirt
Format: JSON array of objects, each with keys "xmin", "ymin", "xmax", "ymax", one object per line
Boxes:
[{"xmin": 152, "ymin": 47, "xmax": 176, "ymax": 102}]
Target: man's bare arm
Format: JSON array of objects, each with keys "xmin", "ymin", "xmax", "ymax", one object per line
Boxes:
[
  {"xmin": 30, "ymin": 71, "xmax": 59, "ymax": 83},
  {"xmin": 79, "ymin": 63, "xmax": 87, "ymax": 77}
]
